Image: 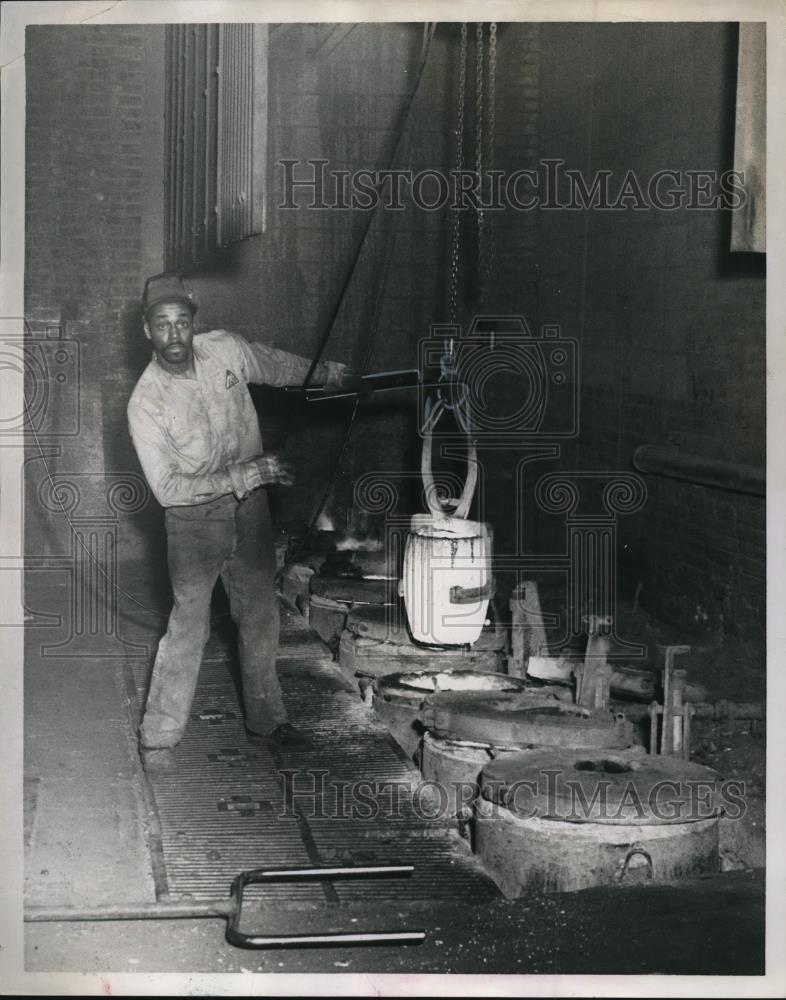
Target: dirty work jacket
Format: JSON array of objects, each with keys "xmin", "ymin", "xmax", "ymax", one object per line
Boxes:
[{"xmin": 128, "ymin": 329, "xmax": 328, "ymax": 508}]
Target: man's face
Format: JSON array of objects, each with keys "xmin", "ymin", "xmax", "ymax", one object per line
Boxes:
[{"xmin": 144, "ymin": 302, "xmax": 194, "ymax": 368}]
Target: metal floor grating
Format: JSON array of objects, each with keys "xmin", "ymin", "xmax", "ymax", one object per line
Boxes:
[{"xmin": 136, "ymin": 605, "xmax": 499, "ymax": 905}]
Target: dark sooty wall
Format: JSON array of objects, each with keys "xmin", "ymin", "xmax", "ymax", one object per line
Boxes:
[{"xmin": 481, "ymin": 22, "xmax": 764, "ymax": 642}]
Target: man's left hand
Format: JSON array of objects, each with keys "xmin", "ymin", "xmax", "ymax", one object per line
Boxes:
[
  {"xmin": 323, "ymin": 362, "xmax": 367, "ymax": 394},
  {"xmin": 325, "ymin": 361, "xmax": 363, "ymax": 392}
]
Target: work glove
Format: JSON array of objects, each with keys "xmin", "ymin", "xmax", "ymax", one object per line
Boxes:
[
  {"xmin": 227, "ymin": 453, "xmax": 294, "ymax": 500},
  {"xmin": 323, "ymin": 361, "xmax": 367, "ymax": 394}
]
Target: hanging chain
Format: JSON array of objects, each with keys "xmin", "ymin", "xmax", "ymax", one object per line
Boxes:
[
  {"xmin": 488, "ymin": 24, "xmax": 496, "ymax": 173},
  {"xmin": 484, "ymin": 22, "xmax": 497, "ymax": 305},
  {"xmin": 448, "ymin": 23, "xmax": 468, "ymax": 330},
  {"xmin": 475, "ymin": 22, "xmax": 484, "ymax": 185},
  {"xmin": 475, "ymin": 23, "xmax": 487, "ymax": 308}
]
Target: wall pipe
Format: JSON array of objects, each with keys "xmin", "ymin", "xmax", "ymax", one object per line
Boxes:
[
  {"xmin": 632, "ymin": 445, "xmax": 765, "ymax": 497},
  {"xmin": 619, "ymin": 699, "xmax": 764, "ymax": 722}
]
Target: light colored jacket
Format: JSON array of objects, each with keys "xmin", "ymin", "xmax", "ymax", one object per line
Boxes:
[{"xmin": 127, "ymin": 328, "xmax": 332, "ymax": 507}]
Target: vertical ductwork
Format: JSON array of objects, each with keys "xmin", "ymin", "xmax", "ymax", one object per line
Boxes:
[{"xmin": 165, "ymin": 23, "xmax": 267, "ymax": 270}]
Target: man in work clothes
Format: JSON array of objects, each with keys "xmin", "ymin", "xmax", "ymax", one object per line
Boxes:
[{"xmin": 128, "ymin": 273, "xmax": 349, "ymax": 771}]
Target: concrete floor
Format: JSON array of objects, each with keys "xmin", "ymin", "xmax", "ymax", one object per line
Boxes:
[
  {"xmin": 18, "ymin": 562, "xmax": 769, "ymax": 986},
  {"xmin": 23, "ymin": 872, "xmax": 765, "ymax": 975},
  {"xmin": 24, "ymin": 659, "xmax": 156, "ymax": 911}
]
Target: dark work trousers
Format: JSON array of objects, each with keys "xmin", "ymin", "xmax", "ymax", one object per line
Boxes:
[{"xmin": 139, "ymin": 488, "xmax": 286, "ymax": 750}]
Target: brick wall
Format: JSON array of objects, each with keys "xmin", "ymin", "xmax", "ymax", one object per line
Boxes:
[
  {"xmin": 26, "ymin": 25, "xmax": 149, "ymax": 356},
  {"xmin": 488, "ymin": 22, "xmax": 765, "ymax": 641},
  {"xmin": 623, "ymin": 474, "xmax": 765, "ymax": 638},
  {"xmin": 25, "ymin": 25, "xmax": 163, "ymax": 561}
]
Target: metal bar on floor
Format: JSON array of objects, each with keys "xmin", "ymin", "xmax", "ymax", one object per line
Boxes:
[{"xmin": 24, "ymin": 864, "xmax": 426, "ymax": 951}]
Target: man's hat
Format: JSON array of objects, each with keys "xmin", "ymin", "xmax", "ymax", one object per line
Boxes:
[{"xmin": 142, "ymin": 272, "xmax": 197, "ymax": 316}]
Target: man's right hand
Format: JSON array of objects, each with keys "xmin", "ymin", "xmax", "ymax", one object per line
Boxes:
[
  {"xmin": 251, "ymin": 454, "xmax": 295, "ymax": 487},
  {"xmin": 227, "ymin": 453, "xmax": 294, "ymax": 499}
]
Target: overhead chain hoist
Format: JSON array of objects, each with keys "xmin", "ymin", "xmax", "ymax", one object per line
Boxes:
[
  {"xmin": 401, "ymin": 24, "xmax": 499, "ymax": 648},
  {"xmin": 421, "ymin": 21, "xmax": 498, "ymax": 519}
]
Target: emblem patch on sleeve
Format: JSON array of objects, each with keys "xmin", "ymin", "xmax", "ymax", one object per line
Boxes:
[{"xmin": 225, "ymin": 370, "xmax": 239, "ymax": 389}]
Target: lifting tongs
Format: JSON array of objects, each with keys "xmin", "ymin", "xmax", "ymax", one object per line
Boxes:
[
  {"xmin": 25, "ymin": 864, "xmax": 426, "ymax": 951},
  {"xmin": 284, "ymin": 368, "xmax": 466, "ymax": 403}
]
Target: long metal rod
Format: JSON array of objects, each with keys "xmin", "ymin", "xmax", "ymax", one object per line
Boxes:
[
  {"xmin": 25, "ymin": 865, "xmax": 423, "ymax": 949},
  {"xmin": 248, "ymin": 865, "xmax": 414, "ymax": 880},
  {"xmin": 25, "ymin": 900, "xmax": 234, "ymax": 923},
  {"xmin": 26, "ymin": 904, "xmax": 425, "ymax": 950},
  {"xmin": 237, "ymin": 931, "xmax": 425, "ymax": 948}
]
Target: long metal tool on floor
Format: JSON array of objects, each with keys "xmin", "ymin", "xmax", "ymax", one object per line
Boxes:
[{"xmin": 24, "ymin": 864, "xmax": 425, "ymax": 950}]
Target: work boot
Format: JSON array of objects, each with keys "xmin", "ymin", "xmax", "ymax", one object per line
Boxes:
[
  {"xmin": 246, "ymin": 722, "xmax": 313, "ymax": 749},
  {"xmin": 140, "ymin": 745, "xmax": 177, "ymax": 773}
]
